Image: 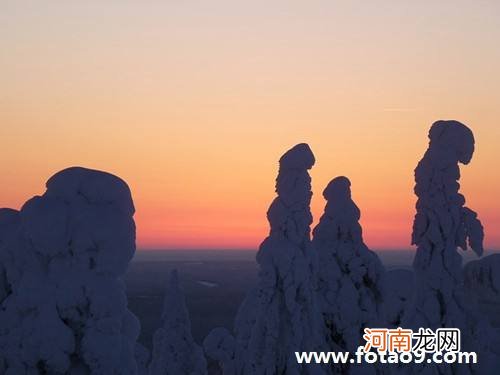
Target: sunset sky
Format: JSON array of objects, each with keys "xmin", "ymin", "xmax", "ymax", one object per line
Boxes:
[{"xmin": 1, "ymin": 1, "xmax": 499, "ymax": 251}]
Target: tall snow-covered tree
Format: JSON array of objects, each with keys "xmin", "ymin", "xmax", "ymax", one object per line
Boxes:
[
  {"xmin": 205, "ymin": 143, "xmax": 326, "ymax": 375},
  {"xmin": 312, "ymin": 176, "xmax": 385, "ymax": 374},
  {"xmin": 231, "ymin": 143, "xmax": 326, "ymax": 375},
  {"xmin": 149, "ymin": 270, "xmax": 207, "ymax": 375},
  {"xmin": 0, "ymin": 167, "xmax": 140, "ymax": 375},
  {"xmin": 406, "ymin": 120, "xmax": 497, "ymax": 374}
]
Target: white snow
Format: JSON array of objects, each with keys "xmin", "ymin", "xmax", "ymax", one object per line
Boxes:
[
  {"xmin": 406, "ymin": 120, "xmax": 498, "ymax": 373},
  {"xmin": 464, "ymin": 254, "xmax": 500, "ymax": 301},
  {"xmin": 203, "ymin": 328, "xmax": 236, "ymax": 375},
  {"xmin": 0, "ymin": 167, "xmax": 139, "ymax": 374},
  {"xmin": 229, "ymin": 143, "xmax": 327, "ymax": 374},
  {"xmin": 149, "ymin": 270, "xmax": 207, "ymax": 375},
  {"xmin": 312, "ymin": 176, "xmax": 386, "ymax": 371}
]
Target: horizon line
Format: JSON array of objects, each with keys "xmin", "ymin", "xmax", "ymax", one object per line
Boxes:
[{"xmin": 136, "ymin": 247, "xmax": 500, "ymax": 253}]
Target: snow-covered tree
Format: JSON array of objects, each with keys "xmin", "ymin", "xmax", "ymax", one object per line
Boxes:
[
  {"xmin": 149, "ymin": 270, "xmax": 207, "ymax": 375},
  {"xmin": 229, "ymin": 143, "xmax": 326, "ymax": 375},
  {"xmin": 0, "ymin": 167, "xmax": 140, "ymax": 375},
  {"xmin": 463, "ymin": 254, "xmax": 500, "ymax": 357},
  {"xmin": 312, "ymin": 176, "xmax": 385, "ymax": 373},
  {"xmin": 203, "ymin": 327, "xmax": 237, "ymax": 375},
  {"xmin": 406, "ymin": 120, "xmax": 497, "ymax": 374},
  {"xmin": 464, "ymin": 254, "xmax": 500, "ymax": 303}
]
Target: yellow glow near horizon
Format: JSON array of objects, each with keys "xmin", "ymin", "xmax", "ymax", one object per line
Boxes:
[{"xmin": 1, "ymin": 1, "xmax": 499, "ymax": 250}]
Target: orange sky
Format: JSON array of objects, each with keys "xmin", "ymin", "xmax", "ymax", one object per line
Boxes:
[{"xmin": 1, "ymin": 1, "xmax": 499, "ymax": 250}]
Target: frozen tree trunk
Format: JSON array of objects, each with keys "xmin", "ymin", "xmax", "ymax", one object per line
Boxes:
[
  {"xmin": 230, "ymin": 143, "xmax": 326, "ymax": 375},
  {"xmin": 149, "ymin": 270, "xmax": 207, "ymax": 375},
  {"xmin": 0, "ymin": 167, "xmax": 140, "ymax": 375},
  {"xmin": 406, "ymin": 120, "xmax": 497, "ymax": 374},
  {"xmin": 312, "ymin": 177, "xmax": 385, "ymax": 374}
]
